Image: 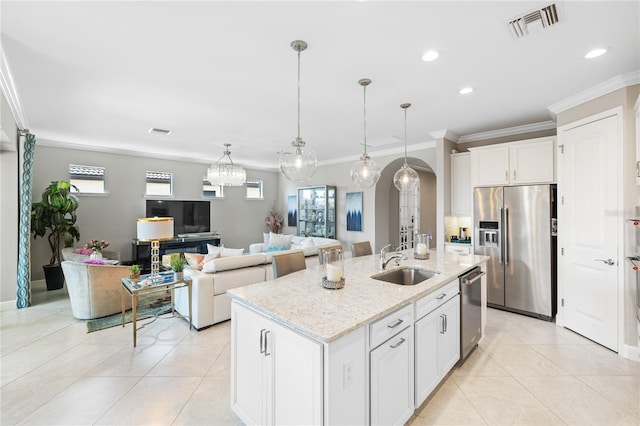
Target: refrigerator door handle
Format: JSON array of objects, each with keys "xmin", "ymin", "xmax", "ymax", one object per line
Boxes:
[
  {"xmin": 499, "ymin": 207, "xmax": 504, "ymax": 264},
  {"xmin": 504, "ymin": 207, "xmax": 509, "ymax": 265}
]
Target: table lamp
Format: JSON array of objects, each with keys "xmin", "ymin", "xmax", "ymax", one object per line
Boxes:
[{"xmin": 137, "ymin": 217, "xmax": 174, "ymax": 278}]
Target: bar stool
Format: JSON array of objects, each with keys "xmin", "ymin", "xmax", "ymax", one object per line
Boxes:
[
  {"xmin": 272, "ymin": 250, "xmax": 307, "ymax": 279},
  {"xmin": 351, "ymin": 241, "xmax": 372, "ymax": 258}
]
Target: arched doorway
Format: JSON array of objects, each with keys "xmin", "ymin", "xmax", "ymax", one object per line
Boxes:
[{"xmin": 374, "ymin": 157, "xmax": 437, "ymax": 252}]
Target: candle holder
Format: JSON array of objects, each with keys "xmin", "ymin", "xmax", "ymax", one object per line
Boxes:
[
  {"xmin": 414, "ymin": 233, "xmax": 431, "ymax": 260},
  {"xmin": 321, "ymin": 248, "xmax": 345, "ymax": 289}
]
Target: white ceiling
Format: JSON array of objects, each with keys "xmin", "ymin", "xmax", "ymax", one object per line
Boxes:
[{"xmin": 1, "ymin": 1, "xmax": 639, "ymax": 170}]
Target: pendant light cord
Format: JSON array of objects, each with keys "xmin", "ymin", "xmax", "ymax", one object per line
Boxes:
[
  {"xmin": 403, "ymin": 107, "xmax": 408, "ymax": 166},
  {"xmin": 363, "ymin": 83, "xmax": 368, "ymax": 156},
  {"xmin": 297, "ymin": 48, "xmax": 301, "ymax": 140}
]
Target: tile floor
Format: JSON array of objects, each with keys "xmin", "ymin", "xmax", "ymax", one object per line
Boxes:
[{"xmin": 1, "ymin": 285, "xmax": 638, "ymax": 425}]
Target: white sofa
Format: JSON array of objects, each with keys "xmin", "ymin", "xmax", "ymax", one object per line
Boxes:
[{"xmin": 174, "ymin": 236, "xmax": 340, "ymax": 329}]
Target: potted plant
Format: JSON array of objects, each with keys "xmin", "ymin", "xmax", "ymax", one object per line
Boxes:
[
  {"xmin": 170, "ymin": 256, "xmax": 188, "ymax": 281},
  {"xmin": 129, "ymin": 264, "xmax": 141, "ymax": 281},
  {"xmin": 31, "ymin": 181, "xmax": 81, "ymax": 290}
]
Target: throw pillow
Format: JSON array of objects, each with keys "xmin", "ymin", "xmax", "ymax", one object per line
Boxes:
[
  {"xmin": 265, "ymin": 233, "xmax": 293, "ymax": 252},
  {"xmin": 184, "ymin": 253, "xmax": 205, "ymax": 270},
  {"xmin": 263, "ymin": 232, "xmax": 270, "ymax": 245},
  {"xmin": 291, "ymin": 237, "xmax": 315, "ymax": 250},
  {"xmin": 220, "ymin": 248, "xmax": 244, "ymax": 258},
  {"xmin": 207, "ymin": 244, "xmax": 222, "ymax": 257}
]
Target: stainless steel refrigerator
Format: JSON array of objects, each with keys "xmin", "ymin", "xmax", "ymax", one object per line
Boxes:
[{"xmin": 473, "ymin": 184, "xmax": 557, "ymax": 320}]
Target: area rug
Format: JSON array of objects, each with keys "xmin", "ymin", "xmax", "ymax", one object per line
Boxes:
[{"xmin": 86, "ymin": 303, "xmax": 172, "ymax": 333}]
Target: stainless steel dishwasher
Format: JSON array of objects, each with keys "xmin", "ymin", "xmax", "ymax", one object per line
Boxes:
[{"xmin": 459, "ymin": 267, "xmax": 485, "ymax": 363}]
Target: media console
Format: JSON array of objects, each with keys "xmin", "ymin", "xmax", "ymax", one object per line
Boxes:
[{"xmin": 132, "ymin": 234, "xmax": 221, "ymax": 273}]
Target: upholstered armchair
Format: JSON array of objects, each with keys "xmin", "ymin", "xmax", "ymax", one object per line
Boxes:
[{"xmin": 61, "ymin": 260, "xmax": 132, "ymax": 320}]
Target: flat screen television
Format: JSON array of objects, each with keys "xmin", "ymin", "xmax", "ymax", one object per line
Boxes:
[{"xmin": 145, "ymin": 200, "xmax": 211, "ymax": 236}]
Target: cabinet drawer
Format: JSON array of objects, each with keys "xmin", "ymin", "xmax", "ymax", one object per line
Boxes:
[
  {"xmin": 445, "ymin": 244, "xmax": 471, "ymax": 254},
  {"xmin": 370, "ymin": 303, "xmax": 412, "ymax": 349},
  {"xmin": 416, "ymin": 281, "xmax": 459, "ymax": 321}
]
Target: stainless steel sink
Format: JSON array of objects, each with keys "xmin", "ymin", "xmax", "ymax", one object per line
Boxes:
[{"xmin": 371, "ymin": 267, "xmax": 440, "ymax": 286}]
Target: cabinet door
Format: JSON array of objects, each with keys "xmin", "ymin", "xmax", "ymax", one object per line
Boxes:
[
  {"xmin": 439, "ymin": 295, "xmax": 461, "ymax": 375},
  {"xmin": 451, "ymin": 153, "xmax": 471, "ymax": 216},
  {"xmin": 414, "ymin": 312, "xmax": 440, "ymax": 406},
  {"xmin": 509, "ymin": 138, "xmax": 555, "ymax": 184},
  {"xmin": 370, "ymin": 326, "xmax": 413, "ymax": 426},
  {"xmin": 231, "ymin": 303, "xmax": 267, "ymax": 425},
  {"xmin": 470, "ymin": 145, "xmax": 510, "ymax": 187},
  {"xmin": 271, "ymin": 320, "xmax": 323, "ymax": 426}
]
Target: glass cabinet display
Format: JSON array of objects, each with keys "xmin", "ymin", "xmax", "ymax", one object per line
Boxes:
[{"xmin": 297, "ymin": 185, "xmax": 336, "ymax": 238}]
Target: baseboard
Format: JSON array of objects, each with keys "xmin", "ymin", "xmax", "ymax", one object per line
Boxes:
[
  {"xmin": 620, "ymin": 344, "xmax": 640, "ymax": 362},
  {"xmin": 0, "ymin": 280, "xmax": 48, "ymax": 311}
]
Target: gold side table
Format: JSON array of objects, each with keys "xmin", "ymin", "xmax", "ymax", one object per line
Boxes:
[{"xmin": 121, "ymin": 272, "xmax": 192, "ymax": 347}]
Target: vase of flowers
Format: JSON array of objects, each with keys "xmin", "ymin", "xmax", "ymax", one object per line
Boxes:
[
  {"xmin": 85, "ymin": 239, "xmax": 109, "ymax": 260},
  {"xmin": 265, "ymin": 209, "xmax": 284, "ymax": 234}
]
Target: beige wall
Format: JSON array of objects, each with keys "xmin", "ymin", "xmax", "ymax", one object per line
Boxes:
[
  {"xmin": 0, "ymin": 91, "xmax": 19, "ymax": 303},
  {"xmin": 29, "ymin": 144, "xmax": 279, "ymax": 281}
]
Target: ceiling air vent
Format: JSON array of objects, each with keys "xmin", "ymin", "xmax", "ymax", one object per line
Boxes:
[
  {"xmin": 149, "ymin": 127, "xmax": 172, "ymax": 135},
  {"xmin": 509, "ymin": 3, "xmax": 559, "ymax": 38}
]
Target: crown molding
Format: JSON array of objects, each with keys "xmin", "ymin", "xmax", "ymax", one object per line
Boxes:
[
  {"xmin": 457, "ymin": 120, "xmax": 556, "ymax": 143},
  {"xmin": 428, "ymin": 129, "xmax": 459, "ymax": 142},
  {"xmin": 547, "ymin": 71, "xmax": 640, "ymax": 115},
  {"xmin": 321, "ymin": 140, "xmax": 437, "ymax": 166},
  {"xmin": 0, "ymin": 50, "xmax": 28, "ymax": 130}
]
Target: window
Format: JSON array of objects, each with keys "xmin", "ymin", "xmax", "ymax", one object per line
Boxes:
[
  {"xmin": 69, "ymin": 164, "xmax": 106, "ymax": 193},
  {"xmin": 146, "ymin": 171, "xmax": 172, "ymax": 196},
  {"xmin": 246, "ymin": 179, "xmax": 263, "ymax": 199},
  {"xmin": 203, "ymin": 179, "xmax": 224, "ymax": 198}
]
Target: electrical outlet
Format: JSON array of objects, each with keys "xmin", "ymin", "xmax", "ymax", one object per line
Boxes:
[{"xmin": 343, "ymin": 360, "xmax": 353, "ymax": 388}]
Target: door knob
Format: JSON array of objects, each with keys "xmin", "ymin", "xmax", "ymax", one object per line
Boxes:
[{"xmin": 595, "ymin": 259, "xmax": 615, "ymax": 266}]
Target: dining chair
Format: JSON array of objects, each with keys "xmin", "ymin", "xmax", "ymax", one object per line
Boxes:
[
  {"xmin": 272, "ymin": 250, "xmax": 307, "ymax": 279},
  {"xmin": 351, "ymin": 241, "xmax": 373, "ymax": 258}
]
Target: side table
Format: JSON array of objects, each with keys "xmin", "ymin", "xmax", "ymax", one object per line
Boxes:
[{"xmin": 121, "ymin": 272, "xmax": 192, "ymax": 347}]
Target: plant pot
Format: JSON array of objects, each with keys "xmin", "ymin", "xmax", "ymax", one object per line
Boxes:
[
  {"xmin": 90, "ymin": 251, "xmax": 103, "ymax": 260},
  {"xmin": 173, "ymin": 271, "xmax": 184, "ymax": 282},
  {"xmin": 43, "ymin": 265, "xmax": 65, "ymax": 291},
  {"xmin": 130, "ymin": 272, "xmax": 140, "ymax": 281}
]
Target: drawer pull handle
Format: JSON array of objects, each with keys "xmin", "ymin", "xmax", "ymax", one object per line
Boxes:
[
  {"xmin": 390, "ymin": 338, "xmax": 406, "ymax": 349},
  {"xmin": 259, "ymin": 328, "xmax": 266, "ymax": 354},
  {"xmin": 387, "ymin": 318, "xmax": 404, "ymax": 329},
  {"xmin": 436, "ymin": 293, "xmax": 447, "ymax": 300}
]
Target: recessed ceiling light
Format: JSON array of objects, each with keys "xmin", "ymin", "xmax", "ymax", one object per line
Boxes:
[
  {"xmin": 422, "ymin": 50, "xmax": 439, "ymax": 62},
  {"xmin": 585, "ymin": 48, "xmax": 607, "ymax": 59},
  {"xmin": 459, "ymin": 87, "xmax": 474, "ymax": 95}
]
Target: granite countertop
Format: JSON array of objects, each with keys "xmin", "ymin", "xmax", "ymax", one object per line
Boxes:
[{"xmin": 227, "ymin": 250, "xmax": 489, "ymax": 343}]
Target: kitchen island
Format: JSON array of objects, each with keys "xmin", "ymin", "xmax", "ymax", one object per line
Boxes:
[{"xmin": 228, "ymin": 250, "xmax": 488, "ymax": 425}]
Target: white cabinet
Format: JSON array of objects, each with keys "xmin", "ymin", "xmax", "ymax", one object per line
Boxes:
[
  {"xmin": 370, "ymin": 326, "xmax": 414, "ymax": 426},
  {"xmin": 414, "ymin": 282, "xmax": 460, "ymax": 406},
  {"xmin": 635, "ymin": 94, "xmax": 640, "ymax": 184},
  {"xmin": 470, "ymin": 137, "xmax": 555, "ymax": 187},
  {"xmin": 369, "ymin": 304, "xmax": 414, "ymax": 426},
  {"xmin": 231, "ymin": 301, "xmax": 323, "ymax": 426},
  {"xmin": 451, "ymin": 152, "xmax": 471, "ymax": 216}
]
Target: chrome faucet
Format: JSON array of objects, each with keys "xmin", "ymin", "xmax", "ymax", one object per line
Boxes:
[{"xmin": 380, "ymin": 244, "xmax": 408, "ymax": 270}]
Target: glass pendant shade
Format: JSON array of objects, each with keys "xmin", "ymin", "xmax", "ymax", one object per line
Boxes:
[
  {"xmin": 279, "ymin": 139, "xmax": 317, "ymax": 182},
  {"xmin": 280, "ymin": 40, "xmax": 317, "ymax": 182},
  {"xmin": 351, "ymin": 78, "xmax": 381, "ymax": 188},
  {"xmin": 351, "ymin": 155, "xmax": 380, "ymax": 188},
  {"xmin": 393, "ymin": 103, "xmax": 420, "ymax": 193},
  {"xmin": 207, "ymin": 143, "xmax": 246, "ymax": 186},
  {"xmin": 393, "ymin": 163, "xmax": 419, "ymax": 193}
]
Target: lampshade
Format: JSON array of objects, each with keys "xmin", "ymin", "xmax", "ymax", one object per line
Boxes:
[
  {"xmin": 137, "ymin": 217, "xmax": 174, "ymax": 241},
  {"xmin": 279, "ymin": 40, "xmax": 317, "ymax": 182},
  {"xmin": 207, "ymin": 143, "xmax": 246, "ymax": 187},
  {"xmin": 350, "ymin": 78, "xmax": 380, "ymax": 188},
  {"xmin": 393, "ymin": 103, "xmax": 420, "ymax": 193}
]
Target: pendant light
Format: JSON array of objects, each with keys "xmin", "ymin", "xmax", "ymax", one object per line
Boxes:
[
  {"xmin": 350, "ymin": 78, "xmax": 381, "ymax": 188},
  {"xmin": 279, "ymin": 40, "xmax": 317, "ymax": 182},
  {"xmin": 207, "ymin": 143, "xmax": 246, "ymax": 186},
  {"xmin": 393, "ymin": 103, "xmax": 419, "ymax": 193}
]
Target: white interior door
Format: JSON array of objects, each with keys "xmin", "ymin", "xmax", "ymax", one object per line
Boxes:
[{"xmin": 559, "ymin": 113, "xmax": 620, "ymax": 351}]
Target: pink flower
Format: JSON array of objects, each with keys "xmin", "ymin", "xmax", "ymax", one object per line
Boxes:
[{"xmin": 86, "ymin": 239, "xmax": 110, "ymax": 252}]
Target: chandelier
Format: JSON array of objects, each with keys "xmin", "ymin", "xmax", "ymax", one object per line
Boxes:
[
  {"xmin": 350, "ymin": 78, "xmax": 380, "ymax": 188},
  {"xmin": 279, "ymin": 40, "xmax": 317, "ymax": 182},
  {"xmin": 393, "ymin": 103, "xmax": 419, "ymax": 193},
  {"xmin": 207, "ymin": 143, "xmax": 246, "ymax": 186}
]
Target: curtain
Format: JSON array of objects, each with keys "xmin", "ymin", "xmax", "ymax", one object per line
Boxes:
[{"xmin": 16, "ymin": 132, "xmax": 35, "ymax": 308}]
